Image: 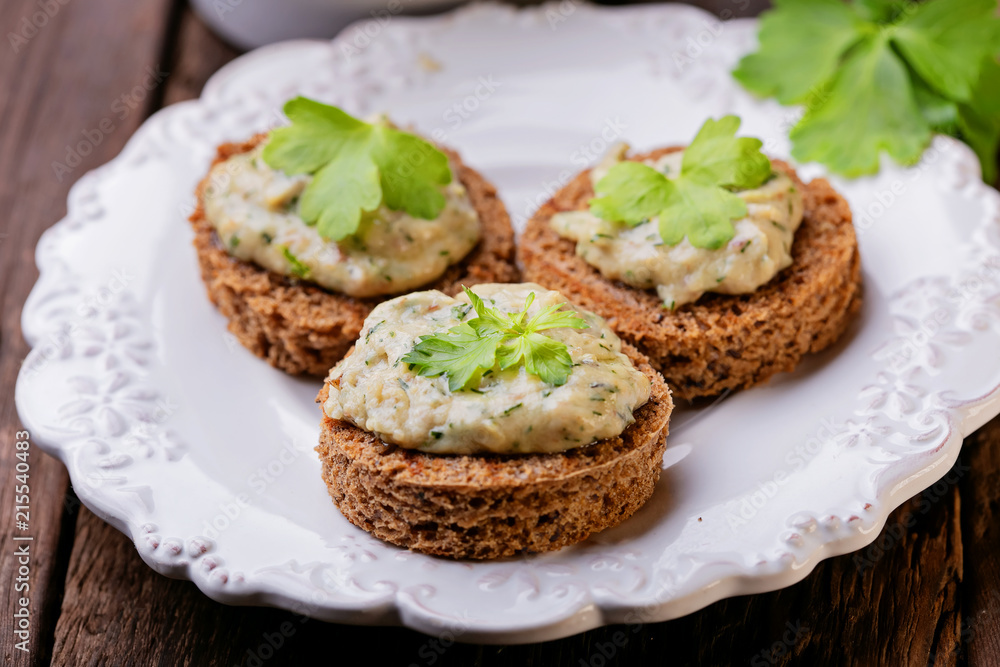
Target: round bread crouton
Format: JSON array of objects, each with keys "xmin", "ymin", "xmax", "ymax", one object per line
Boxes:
[
  {"xmin": 518, "ymin": 147, "xmax": 863, "ymax": 402},
  {"xmin": 315, "ymin": 344, "xmax": 673, "ymax": 560},
  {"xmin": 190, "ymin": 134, "xmax": 520, "ymax": 376}
]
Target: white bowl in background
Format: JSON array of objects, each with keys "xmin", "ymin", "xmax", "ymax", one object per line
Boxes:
[{"xmin": 191, "ymin": 0, "xmax": 461, "ymax": 49}]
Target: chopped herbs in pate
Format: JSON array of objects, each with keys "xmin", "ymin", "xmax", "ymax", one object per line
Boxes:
[
  {"xmin": 322, "ymin": 283, "xmax": 652, "ymax": 455},
  {"xmin": 552, "ymin": 149, "xmax": 803, "ymax": 308},
  {"xmin": 202, "ymin": 143, "xmax": 480, "ymax": 297}
]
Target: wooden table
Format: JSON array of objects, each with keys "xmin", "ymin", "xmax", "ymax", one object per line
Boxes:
[{"xmin": 2, "ymin": 0, "xmax": 999, "ymax": 664}]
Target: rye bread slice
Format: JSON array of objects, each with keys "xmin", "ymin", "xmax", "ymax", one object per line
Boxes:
[
  {"xmin": 518, "ymin": 147, "xmax": 863, "ymax": 402},
  {"xmin": 315, "ymin": 344, "xmax": 673, "ymax": 560},
  {"xmin": 190, "ymin": 134, "xmax": 520, "ymax": 376}
]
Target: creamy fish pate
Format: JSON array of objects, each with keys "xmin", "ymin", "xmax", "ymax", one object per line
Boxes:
[
  {"xmin": 322, "ymin": 283, "xmax": 652, "ymax": 455},
  {"xmin": 551, "ymin": 149, "xmax": 804, "ymax": 308},
  {"xmin": 202, "ymin": 143, "xmax": 480, "ymax": 297}
]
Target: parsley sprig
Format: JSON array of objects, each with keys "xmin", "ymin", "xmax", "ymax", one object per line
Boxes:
[
  {"xmin": 401, "ymin": 287, "xmax": 588, "ymax": 391},
  {"xmin": 262, "ymin": 97, "xmax": 452, "ymax": 240},
  {"xmin": 733, "ymin": 0, "xmax": 1000, "ymax": 181},
  {"xmin": 589, "ymin": 116, "xmax": 772, "ymax": 250}
]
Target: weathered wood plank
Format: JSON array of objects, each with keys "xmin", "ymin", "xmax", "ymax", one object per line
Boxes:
[
  {"xmin": 50, "ymin": 513, "xmax": 434, "ymax": 666},
  {"xmin": 42, "ymin": 7, "xmax": 239, "ymax": 665},
  {"xmin": 162, "ymin": 6, "xmax": 241, "ymax": 107},
  {"xmin": 0, "ymin": 0, "xmax": 179, "ymax": 663},
  {"xmin": 961, "ymin": 419, "xmax": 1000, "ymax": 666}
]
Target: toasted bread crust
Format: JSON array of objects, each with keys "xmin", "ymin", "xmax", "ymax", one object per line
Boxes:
[
  {"xmin": 518, "ymin": 147, "xmax": 863, "ymax": 401},
  {"xmin": 190, "ymin": 134, "xmax": 520, "ymax": 376},
  {"xmin": 315, "ymin": 345, "xmax": 673, "ymax": 559}
]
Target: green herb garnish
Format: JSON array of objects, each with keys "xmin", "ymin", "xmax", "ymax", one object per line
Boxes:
[
  {"xmin": 401, "ymin": 287, "xmax": 588, "ymax": 391},
  {"xmin": 262, "ymin": 96, "xmax": 452, "ymax": 240},
  {"xmin": 589, "ymin": 116, "xmax": 771, "ymax": 250},
  {"xmin": 365, "ymin": 320, "xmax": 385, "ymax": 343},
  {"xmin": 281, "ymin": 246, "xmax": 310, "ymax": 278},
  {"xmin": 733, "ymin": 0, "xmax": 1000, "ymax": 181}
]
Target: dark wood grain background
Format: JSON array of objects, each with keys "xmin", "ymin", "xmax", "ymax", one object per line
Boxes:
[{"xmin": 2, "ymin": 0, "xmax": 999, "ymax": 665}]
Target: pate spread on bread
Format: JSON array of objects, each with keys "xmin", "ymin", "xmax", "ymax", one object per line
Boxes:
[
  {"xmin": 520, "ymin": 123, "xmax": 861, "ymax": 401},
  {"xmin": 315, "ymin": 284, "xmax": 673, "ymax": 559},
  {"xmin": 189, "ymin": 99, "xmax": 519, "ymax": 376}
]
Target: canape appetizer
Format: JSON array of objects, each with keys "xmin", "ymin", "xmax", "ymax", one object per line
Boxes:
[
  {"xmin": 190, "ymin": 97, "xmax": 518, "ymax": 374},
  {"xmin": 519, "ymin": 116, "xmax": 861, "ymax": 400},
  {"xmin": 316, "ymin": 283, "xmax": 673, "ymax": 559}
]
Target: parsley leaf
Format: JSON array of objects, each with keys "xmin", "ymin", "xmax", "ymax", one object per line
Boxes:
[
  {"xmin": 732, "ymin": 0, "xmax": 869, "ymax": 105},
  {"xmin": 401, "ymin": 322, "xmax": 500, "ymax": 392},
  {"xmin": 262, "ymin": 97, "xmax": 452, "ymax": 241},
  {"xmin": 734, "ymin": 0, "xmax": 1000, "ymax": 181},
  {"xmin": 892, "ymin": 0, "xmax": 998, "ymax": 102},
  {"xmin": 789, "ymin": 34, "xmax": 931, "ymax": 177},
  {"xmin": 656, "ymin": 179, "xmax": 750, "ymax": 248},
  {"xmin": 496, "ymin": 333, "xmax": 574, "ymax": 385},
  {"xmin": 958, "ymin": 58, "xmax": 1000, "ymax": 184},
  {"xmin": 401, "ymin": 287, "xmax": 588, "ymax": 391},
  {"xmin": 683, "ymin": 115, "xmax": 772, "ymax": 188},
  {"xmin": 911, "ymin": 75, "xmax": 960, "ymax": 134},
  {"xmin": 588, "ymin": 161, "xmax": 670, "ymax": 225},
  {"xmin": 588, "ymin": 116, "xmax": 772, "ymax": 250},
  {"xmin": 853, "ymin": 0, "xmax": 911, "ymax": 23}
]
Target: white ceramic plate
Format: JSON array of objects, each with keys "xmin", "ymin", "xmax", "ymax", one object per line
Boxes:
[{"xmin": 16, "ymin": 2, "xmax": 1000, "ymax": 644}]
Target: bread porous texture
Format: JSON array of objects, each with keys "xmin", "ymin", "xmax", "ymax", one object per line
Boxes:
[
  {"xmin": 315, "ymin": 344, "xmax": 673, "ymax": 560},
  {"xmin": 190, "ymin": 134, "xmax": 519, "ymax": 376},
  {"xmin": 518, "ymin": 147, "xmax": 862, "ymax": 402}
]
